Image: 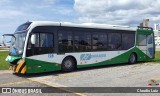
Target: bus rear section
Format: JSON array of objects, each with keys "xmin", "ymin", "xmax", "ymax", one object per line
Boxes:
[{"xmin": 136, "ymin": 26, "xmax": 155, "ymax": 61}]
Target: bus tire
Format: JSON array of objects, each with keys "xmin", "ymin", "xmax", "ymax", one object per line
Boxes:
[
  {"xmin": 61, "ymin": 57, "xmax": 75, "ymax": 72},
  {"xmin": 129, "ymin": 53, "xmax": 137, "ymax": 64}
]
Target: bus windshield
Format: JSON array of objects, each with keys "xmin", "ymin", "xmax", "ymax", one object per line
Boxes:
[
  {"xmin": 9, "ymin": 32, "xmax": 26, "ymax": 56},
  {"xmin": 9, "ymin": 22, "xmax": 31, "ymax": 56}
]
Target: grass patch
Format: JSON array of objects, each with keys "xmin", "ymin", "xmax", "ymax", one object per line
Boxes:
[{"xmin": 0, "ymin": 51, "xmax": 9, "ymax": 70}]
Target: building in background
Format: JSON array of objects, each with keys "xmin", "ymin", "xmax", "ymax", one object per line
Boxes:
[{"xmin": 154, "ymin": 24, "xmax": 160, "ymax": 46}]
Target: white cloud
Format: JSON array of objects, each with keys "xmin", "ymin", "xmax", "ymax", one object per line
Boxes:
[{"xmin": 74, "ymin": 0, "xmax": 160, "ymax": 27}]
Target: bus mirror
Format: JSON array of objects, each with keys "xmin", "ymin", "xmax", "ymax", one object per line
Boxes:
[
  {"xmin": 2, "ymin": 34, "xmax": 15, "ymax": 47},
  {"xmin": 31, "ymin": 34, "xmax": 36, "ymax": 44}
]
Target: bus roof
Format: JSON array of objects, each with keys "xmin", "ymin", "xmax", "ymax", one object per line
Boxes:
[{"xmin": 30, "ymin": 21, "xmax": 136, "ymax": 31}]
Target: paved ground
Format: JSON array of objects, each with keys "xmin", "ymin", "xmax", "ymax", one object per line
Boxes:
[{"xmin": 0, "ymin": 62, "xmax": 160, "ymax": 96}]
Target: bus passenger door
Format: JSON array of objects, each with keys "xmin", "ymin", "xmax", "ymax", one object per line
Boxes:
[{"xmin": 147, "ymin": 33, "xmax": 154, "ymax": 58}]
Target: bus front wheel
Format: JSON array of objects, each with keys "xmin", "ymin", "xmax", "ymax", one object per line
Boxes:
[
  {"xmin": 62, "ymin": 57, "xmax": 76, "ymax": 72},
  {"xmin": 129, "ymin": 53, "xmax": 137, "ymax": 64}
]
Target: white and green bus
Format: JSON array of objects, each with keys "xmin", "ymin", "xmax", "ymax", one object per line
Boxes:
[{"xmin": 3, "ymin": 21, "xmax": 155, "ymax": 74}]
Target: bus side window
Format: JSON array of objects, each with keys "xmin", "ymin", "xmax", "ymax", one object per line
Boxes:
[
  {"xmin": 122, "ymin": 33, "xmax": 135, "ymax": 50},
  {"xmin": 92, "ymin": 32, "xmax": 107, "ymax": 51},
  {"xmin": 108, "ymin": 33, "xmax": 121, "ymax": 50},
  {"xmin": 74, "ymin": 31, "xmax": 91, "ymax": 52},
  {"xmin": 58, "ymin": 31, "xmax": 73, "ymax": 52},
  {"xmin": 38, "ymin": 33, "xmax": 54, "ymax": 54},
  {"xmin": 26, "ymin": 33, "xmax": 54, "ymax": 56},
  {"xmin": 40, "ymin": 33, "xmax": 53, "ymax": 48}
]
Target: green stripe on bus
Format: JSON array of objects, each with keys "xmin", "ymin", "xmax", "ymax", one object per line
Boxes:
[
  {"xmin": 24, "ymin": 47, "xmax": 151, "ymax": 73},
  {"xmin": 77, "ymin": 47, "xmax": 150, "ymax": 68},
  {"xmin": 25, "ymin": 58, "xmax": 61, "ymax": 73}
]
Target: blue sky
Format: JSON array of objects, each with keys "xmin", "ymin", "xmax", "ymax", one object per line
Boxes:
[
  {"xmin": 0, "ymin": 0, "xmax": 77, "ymax": 43},
  {"xmin": 0, "ymin": 0, "xmax": 160, "ymax": 43}
]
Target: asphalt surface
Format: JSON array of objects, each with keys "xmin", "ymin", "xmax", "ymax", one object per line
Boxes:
[{"xmin": 0, "ymin": 62, "xmax": 160, "ymax": 96}]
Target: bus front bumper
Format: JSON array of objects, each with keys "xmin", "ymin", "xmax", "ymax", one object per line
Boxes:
[{"xmin": 10, "ymin": 59, "xmax": 26, "ymax": 74}]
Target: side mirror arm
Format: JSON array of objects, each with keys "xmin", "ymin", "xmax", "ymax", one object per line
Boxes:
[
  {"xmin": 2, "ymin": 34, "xmax": 16, "ymax": 46},
  {"xmin": 2, "ymin": 34, "xmax": 16, "ymax": 40}
]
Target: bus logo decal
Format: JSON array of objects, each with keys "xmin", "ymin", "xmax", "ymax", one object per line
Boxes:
[
  {"xmin": 80, "ymin": 54, "xmax": 106, "ymax": 61},
  {"xmin": 80, "ymin": 54, "xmax": 91, "ymax": 61}
]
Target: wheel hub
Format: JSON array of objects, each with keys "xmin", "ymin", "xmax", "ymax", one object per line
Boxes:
[{"xmin": 64, "ymin": 60, "xmax": 72, "ymax": 69}]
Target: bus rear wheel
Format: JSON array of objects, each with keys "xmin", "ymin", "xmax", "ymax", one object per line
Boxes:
[
  {"xmin": 62, "ymin": 57, "xmax": 75, "ymax": 72},
  {"xmin": 129, "ymin": 53, "xmax": 137, "ymax": 64}
]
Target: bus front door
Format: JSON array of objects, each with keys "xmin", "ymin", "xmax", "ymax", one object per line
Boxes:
[{"xmin": 147, "ymin": 33, "xmax": 155, "ymax": 58}]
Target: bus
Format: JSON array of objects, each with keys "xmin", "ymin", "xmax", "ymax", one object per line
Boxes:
[{"xmin": 3, "ymin": 21, "xmax": 155, "ymax": 74}]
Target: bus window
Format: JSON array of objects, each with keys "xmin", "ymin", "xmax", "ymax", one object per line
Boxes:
[
  {"xmin": 40, "ymin": 33, "xmax": 53, "ymax": 47},
  {"xmin": 148, "ymin": 36, "xmax": 153, "ymax": 44},
  {"xmin": 138, "ymin": 34, "xmax": 147, "ymax": 46},
  {"xmin": 92, "ymin": 32, "xmax": 107, "ymax": 51},
  {"xmin": 26, "ymin": 33, "xmax": 54, "ymax": 56},
  {"xmin": 74, "ymin": 32, "xmax": 91, "ymax": 52},
  {"xmin": 122, "ymin": 33, "xmax": 135, "ymax": 50},
  {"xmin": 108, "ymin": 33, "xmax": 121, "ymax": 50},
  {"xmin": 58, "ymin": 31, "xmax": 73, "ymax": 52}
]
